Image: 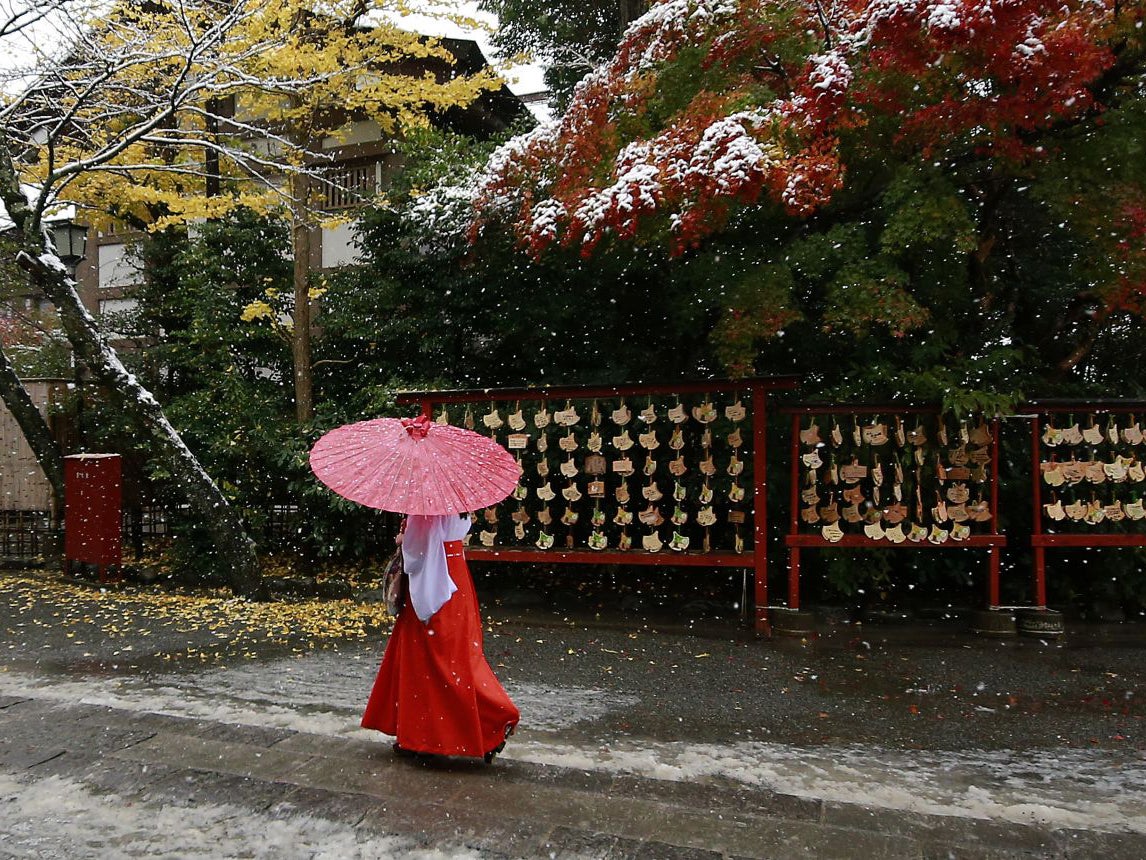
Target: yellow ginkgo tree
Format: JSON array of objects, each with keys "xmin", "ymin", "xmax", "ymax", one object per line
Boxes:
[{"xmin": 0, "ymin": 0, "xmax": 503, "ymax": 594}]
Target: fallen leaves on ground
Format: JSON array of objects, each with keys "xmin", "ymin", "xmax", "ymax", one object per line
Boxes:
[{"xmin": 1, "ymin": 573, "xmax": 392, "ymax": 662}]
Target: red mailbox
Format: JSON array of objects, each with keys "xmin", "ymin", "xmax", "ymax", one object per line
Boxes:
[{"xmin": 64, "ymin": 454, "xmax": 122, "ymax": 582}]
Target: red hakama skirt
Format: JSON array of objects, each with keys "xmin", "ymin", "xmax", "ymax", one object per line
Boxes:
[{"xmin": 361, "ymin": 540, "xmax": 519, "ymax": 758}]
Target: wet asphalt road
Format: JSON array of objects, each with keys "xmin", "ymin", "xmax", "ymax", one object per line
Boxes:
[
  {"xmin": 2, "ymin": 570, "xmax": 1146, "ymax": 858},
  {"xmin": 1, "ymin": 570, "xmax": 1141, "ymax": 754}
]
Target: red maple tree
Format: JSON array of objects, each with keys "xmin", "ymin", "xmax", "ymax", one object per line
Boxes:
[{"xmin": 470, "ymin": 0, "xmax": 1142, "ymax": 257}]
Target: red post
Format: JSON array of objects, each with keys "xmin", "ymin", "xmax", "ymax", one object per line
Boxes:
[
  {"xmin": 1031, "ymin": 415, "xmax": 1047, "ymax": 608},
  {"xmin": 988, "ymin": 418, "xmax": 1002, "ymax": 608},
  {"xmin": 988, "ymin": 549, "xmax": 1000, "ymax": 608},
  {"xmin": 789, "ymin": 549, "xmax": 801, "ymax": 609},
  {"xmin": 64, "ymin": 454, "xmax": 123, "ymax": 583},
  {"xmin": 752, "ymin": 385, "xmax": 770, "ymax": 634},
  {"xmin": 788, "ymin": 413, "xmax": 802, "ymax": 610}
]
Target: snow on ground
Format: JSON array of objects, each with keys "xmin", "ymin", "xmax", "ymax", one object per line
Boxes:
[
  {"xmin": 0, "ymin": 770, "xmax": 477, "ymax": 860},
  {"xmin": 503, "ymin": 738, "xmax": 1146, "ymax": 835},
  {"xmin": 0, "ymin": 649, "xmax": 639, "ymax": 737},
  {"xmin": 2, "ymin": 653, "xmax": 1144, "ymax": 836}
]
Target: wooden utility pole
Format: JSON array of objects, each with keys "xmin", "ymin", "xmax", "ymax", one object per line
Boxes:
[{"xmin": 291, "ymin": 170, "xmax": 314, "ymax": 423}]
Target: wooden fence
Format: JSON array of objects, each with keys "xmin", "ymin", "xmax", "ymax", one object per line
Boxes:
[{"xmin": 0, "ymin": 378, "xmax": 68, "ymax": 515}]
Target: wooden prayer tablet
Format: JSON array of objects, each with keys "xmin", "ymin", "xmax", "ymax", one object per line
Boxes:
[
  {"xmin": 692, "ymin": 402, "xmax": 718, "ymax": 424},
  {"xmin": 554, "ymin": 406, "xmax": 581, "ymax": 426},
  {"xmin": 861, "ymin": 422, "xmax": 888, "ymax": 446},
  {"xmin": 585, "ymin": 453, "xmax": 607, "ymax": 475}
]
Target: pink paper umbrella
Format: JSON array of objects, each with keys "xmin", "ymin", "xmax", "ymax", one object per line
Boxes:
[{"xmin": 309, "ymin": 414, "xmax": 522, "ymax": 515}]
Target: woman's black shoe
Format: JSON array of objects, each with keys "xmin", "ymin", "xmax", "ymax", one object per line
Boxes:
[{"xmin": 483, "ymin": 740, "xmax": 506, "ymax": 764}]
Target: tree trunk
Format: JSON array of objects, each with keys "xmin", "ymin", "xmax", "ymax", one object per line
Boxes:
[
  {"xmin": 0, "ymin": 141, "xmax": 65, "ymax": 515},
  {"xmin": 0, "ymin": 346, "xmax": 64, "ymax": 515},
  {"xmin": 32, "ymin": 256, "xmax": 265, "ymax": 596},
  {"xmin": 1056, "ymin": 304, "xmax": 1112, "ymax": 375},
  {"xmin": 205, "ymin": 98, "xmax": 221, "ymax": 198},
  {"xmin": 1, "ymin": 138, "xmax": 264, "ymax": 598},
  {"xmin": 291, "ymin": 173, "xmax": 314, "ymax": 423}
]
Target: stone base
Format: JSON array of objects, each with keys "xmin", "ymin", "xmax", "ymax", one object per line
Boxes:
[
  {"xmin": 1017, "ymin": 608, "xmax": 1066, "ymax": 638},
  {"xmin": 769, "ymin": 607, "xmax": 817, "ymax": 637},
  {"xmin": 969, "ymin": 609, "xmax": 1017, "ymax": 637}
]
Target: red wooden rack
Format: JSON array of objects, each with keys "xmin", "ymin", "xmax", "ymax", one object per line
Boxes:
[
  {"xmin": 397, "ymin": 377, "xmax": 798, "ymax": 633},
  {"xmin": 780, "ymin": 404, "xmax": 1006, "ymax": 612},
  {"xmin": 1027, "ymin": 400, "xmax": 1146, "ymax": 608}
]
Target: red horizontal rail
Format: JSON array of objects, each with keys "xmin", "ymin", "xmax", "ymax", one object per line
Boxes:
[
  {"xmin": 396, "ymin": 376, "xmax": 798, "ymax": 406},
  {"xmin": 463, "ymin": 548, "xmax": 754, "ymax": 567},
  {"xmin": 785, "ymin": 534, "xmax": 1007, "ymax": 549},
  {"xmin": 1026, "ymin": 400, "xmax": 1146, "ymax": 414},
  {"xmin": 779, "ymin": 403, "xmax": 941, "ymax": 415},
  {"xmin": 1031, "ymin": 534, "xmax": 1146, "ymax": 548}
]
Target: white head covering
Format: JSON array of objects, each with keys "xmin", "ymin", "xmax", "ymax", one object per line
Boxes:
[{"xmin": 401, "ymin": 513, "xmax": 471, "ymax": 621}]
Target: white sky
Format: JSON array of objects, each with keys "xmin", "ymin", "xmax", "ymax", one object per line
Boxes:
[{"xmin": 0, "ymin": 1, "xmax": 82, "ymax": 92}]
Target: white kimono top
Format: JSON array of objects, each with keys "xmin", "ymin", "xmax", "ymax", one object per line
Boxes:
[{"xmin": 401, "ymin": 513, "xmax": 471, "ymax": 622}]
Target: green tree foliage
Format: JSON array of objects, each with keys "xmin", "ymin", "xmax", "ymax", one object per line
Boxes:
[
  {"xmin": 118, "ymin": 4, "xmax": 1146, "ymax": 612},
  {"xmin": 111, "ymin": 213, "xmax": 393, "ymax": 563},
  {"xmin": 480, "ymin": 0, "xmax": 649, "ymax": 109},
  {"xmin": 318, "ymin": 127, "xmax": 727, "ymax": 395}
]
